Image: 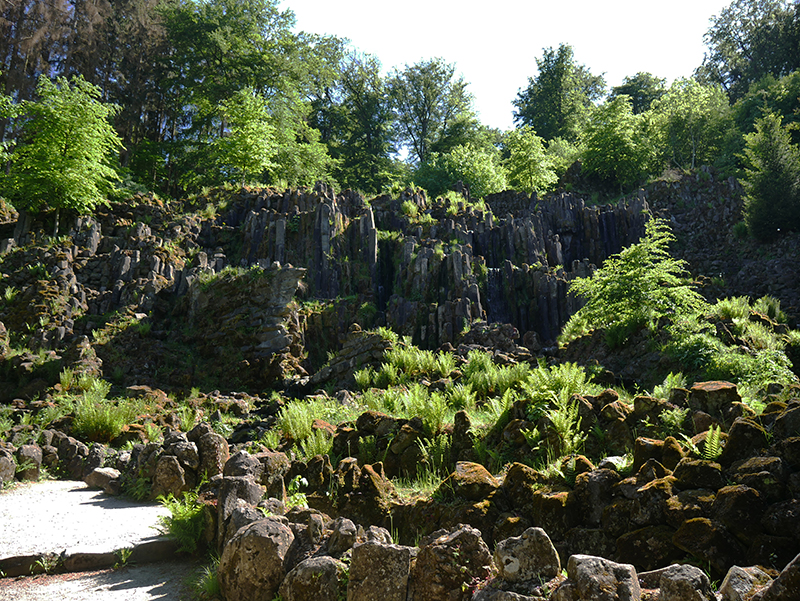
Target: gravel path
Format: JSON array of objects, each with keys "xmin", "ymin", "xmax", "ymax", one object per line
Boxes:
[
  {"xmin": 0, "ymin": 480, "xmax": 204, "ymax": 600},
  {"xmin": 0, "ymin": 480, "xmax": 170, "ymax": 558},
  {"xmin": 0, "ymin": 559, "xmax": 201, "ymax": 601}
]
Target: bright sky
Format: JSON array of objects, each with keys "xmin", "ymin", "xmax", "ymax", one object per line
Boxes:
[{"xmin": 280, "ymin": 0, "xmax": 732, "ymax": 131}]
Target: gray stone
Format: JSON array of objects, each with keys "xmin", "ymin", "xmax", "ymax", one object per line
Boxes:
[
  {"xmin": 719, "ymin": 565, "xmax": 773, "ymax": 601},
  {"xmin": 494, "ymin": 527, "xmax": 561, "ymax": 582},
  {"xmin": 278, "ymin": 556, "xmax": 348, "ymax": 601},
  {"xmin": 218, "ymin": 517, "xmax": 295, "ymax": 601},
  {"xmin": 408, "ymin": 525, "xmax": 493, "ymax": 601},
  {"xmin": 150, "ymin": 455, "xmax": 189, "ymax": 499},
  {"xmin": 15, "ymin": 444, "xmax": 42, "ymax": 481},
  {"xmin": 84, "ymin": 467, "xmax": 121, "ymax": 489},
  {"xmin": 752, "ymin": 552, "xmax": 800, "ymax": 601},
  {"xmin": 197, "ymin": 431, "xmax": 229, "ymax": 478},
  {"xmin": 567, "ymin": 554, "xmax": 640, "ymax": 601},
  {"xmin": 347, "ymin": 541, "xmax": 416, "ymax": 601},
  {"xmin": 659, "ymin": 564, "xmax": 715, "ymax": 601},
  {"xmin": 327, "ymin": 517, "xmax": 357, "ymax": 556},
  {"xmin": 216, "ymin": 475, "xmax": 266, "ymax": 551},
  {"xmin": 0, "ymin": 448, "xmax": 15, "ymax": 484}
]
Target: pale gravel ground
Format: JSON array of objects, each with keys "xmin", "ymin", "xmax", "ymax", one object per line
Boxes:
[
  {"xmin": 0, "ymin": 480, "xmax": 201, "ymax": 601},
  {"xmin": 0, "ymin": 559, "xmax": 201, "ymax": 601},
  {"xmin": 0, "ymin": 480, "xmax": 170, "ymax": 558}
]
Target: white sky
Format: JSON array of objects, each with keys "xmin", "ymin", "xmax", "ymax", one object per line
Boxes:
[{"xmin": 280, "ymin": 0, "xmax": 732, "ymax": 131}]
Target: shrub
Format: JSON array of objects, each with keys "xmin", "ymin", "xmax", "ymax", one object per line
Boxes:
[
  {"xmin": 157, "ymin": 492, "xmax": 206, "ymax": 554},
  {"xmin": 564, "ymin": 217, "xmax": 707, "ymax": 347}
]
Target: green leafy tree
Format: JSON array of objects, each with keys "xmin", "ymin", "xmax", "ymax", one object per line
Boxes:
[
  {"xmin": 0, "ymin": 74, "xmax": 122, "ymax": 234},
  {"xmin": 741, "ymin": 112, "xmax": 800, "ymax": 240},
  {"xmin": 311, "ymin": 50, "xmax": 398, "ymax": 193},
  {"xmin": 388, "ymin": 58, "xmax": 479, "ymax": 164},
  {"xmin": 565, "ymin": 217, "xmax": 707, "ymax": 347},
  {"xmin": 415, "ymin": 143, "xmax": 507, "ymax": 200},
  {"xmin": 209, "ymin": 87, "xmax": 276, "ymax": 185},
  {"xmin": 513, "ymin": 44, "xmax": 605, "ymax": 142},
  {"xmin": 650, "ymin": 78, "xmax": 733, "ymax": 170},
  {"xmin": 581, "ymin": 96, "xmax": 655, "ymax": 191},
  {"xmin": 696, "ymin": 0, "xmax": 800, "ymax": 100},
  {"xmin": 609, "ymin": 72, "xmax": 666, "ymax": 114},
  {"xmin": 734, "ymin": 71, "xmax": 800, "ymax": 145},
  {"xmin": 502, "ymin": 126, "xmax": 558, "ymax": 195}
]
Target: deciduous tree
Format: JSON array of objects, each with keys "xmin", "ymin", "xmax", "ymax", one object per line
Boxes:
[
  {"xmin": 0, "ymin": 74, "xmax": 122, "ymax": 234},
  {"xmin": 581, "ymin": 96, "xmax": 655, "ymax": 191},
  {"xmin": 513, "ymin": 44, "xmax": 605, "ymax": 142},
  {"xmin": 502, "ymin": 126, "xmax": 557, "ymax": 195},
  {"xmin": 388, "ymin": 58, "xmax": 478, "ymax": 165}
]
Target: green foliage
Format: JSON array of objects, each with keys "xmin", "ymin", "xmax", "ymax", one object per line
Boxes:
[
  {"xmin": 192, "ymin": 555, "xmax": 222, "ymax": 600},
  {"xmin": 287, "ymin": 475, "xmax": 308, "ymax": 508},
  {"xmin": 414, "ymin": 142, "xmax": 507, "ymax": 200},
  {"xmin": 703, "ymin": 425, "xmax": 723, "ymax": 461},
  {"xmin": 388, "ymin": 58, "xmax": 479, "ymax": 164},
  {"xmin": 502, "ymin": 126, "xmax": 558, "ymax": 195},
  {"xmin": 652, "ymin": 372, "xmax": 688, "ymax": 400},
  {"xmin": 659, "ymin": 407, "xmax": 690, "ymax": 438},
  {"xmin": 0, "ymin": 74, "xmax": 122, "ymax": 229},
  {"xmin": 277, "ymin": 398, "xmax": 360, "ymax": 443},
  {"xmin": 581, "ymin": 95, "xmax": 655, "ymax": 190},
  {"xmin": 697, "ymin": 0, "xmax": 800, "ymax": 101},
  {"xmin": 209, "ymin": 87, "xmax": 276, "ymax": 185},
  {"xmin": 546, "ymin": 397, "xmax": 587, "ymax": 456},
  {"xmin": 609, "ymin": 72, "xmax": 667, "ymax": 114},
  {"xmin": 564, "ymin": 217, "xmax": 707, "ymax": 347},
  {"xmin": 649, "ymin": 78, "xmax": 733, "ymax": 170},
  {"xmin": 741, "ymin": 112, "xmax": 800, "ymax": 240},
  {"xmin": 522, "ymin": 361, "xmax": 601, "ymax": 405},
  {"xmin": 462, "ymin": 350, "xmax": 530, "ymax": 400},
  {"xmin": 157, "ymin": 492, "xmax": 206, "ymax": 554},
  {"xmin": 514, "ymin": 43, "xmax": 606, "ymax": 142},
  {"xmin": 72, "ymin": 381, "xmax": 142, "ymax": 443},
  {"xmin": 299, "ymin": 428, "xmax": 334, "ymax": 459}
]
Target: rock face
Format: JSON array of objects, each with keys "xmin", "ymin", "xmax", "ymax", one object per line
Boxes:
[{"xmin": 217, "ymin": 518, "xmax": 295, "ymax": 601}]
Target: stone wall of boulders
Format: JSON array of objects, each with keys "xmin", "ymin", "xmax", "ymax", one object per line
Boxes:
[{"xmin": 2, "ymin": 374, "xmax": 800, "ymax": 599}]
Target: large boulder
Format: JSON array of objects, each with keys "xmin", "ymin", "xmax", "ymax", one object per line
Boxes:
[
  {"xmin": 408, "ymin": 525, "xmax": 493, "ymax": 601},
  {"xmin": 346, "ymin": 541, "xmax": 416, "ymax": 601},
  {"xmin": 719, "ymin": 565, "xmax": 773, "ymax": 601},
  {"xmin": 217, "ymin": 517, "xmax": 295, "ymax": 601},
  {"xmin": 555, "ymin": 554, "xmax": 640, "ymax": 601},
  {"xmin": 278, "ymin": 556, "xmax": 348, "ymax": 601},
  {"xmin": 659, "ymin": 563, "xmax": 715, "ymax": 601},
  {"xmin": 494, "ymin": 527, "xmax": 560, "ymax": 583}
]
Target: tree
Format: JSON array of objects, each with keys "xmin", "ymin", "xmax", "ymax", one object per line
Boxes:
[
  {"xmin": 209, "ymin": 88, "xmax": 276, "ymax": 186},
  {"xmin": 696, "ymin": 0, "xmax": 800, "ymax": 100},
  {"xmin": 609, "ymin": 72, "xmax": 666, "ymax": 114},
  {"xmin": 388, "ymin": 58, "xmax": 478, "ymax": 164},
  {"xmin": 581, "ymin": 96, "xmax": 655, "ymax": 191},
  {"xmin": 311, "ymin": 50, "xmax": 397, "ymax": 193},
  {"xmin": 565, "ymin": 217, "xmax": 707, "ymax": 347},
  {"xmin": 513, "ymin": 44, "xmax": 605, "ymax": 142},
  {"xmin": 0, "ymin": 74, "xmax": 122, "ymax": 234},
  {"xmin": 741, "ymin": 112, "xmax": 800, "ymax": 240},
  {"xmin": 650, "ymin": 78, "xmax": 733, "ymax": 170},
  {"xmin": 502, "ymin": 126, "xmax": 558, "ymax": 195},
  {"xmin": 734, "ymin": 71, "xmax": 800, "ymax": 145},
  {"xmin": 414, "ymin": 143, "xmax": 507, "ymax": 200}
]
